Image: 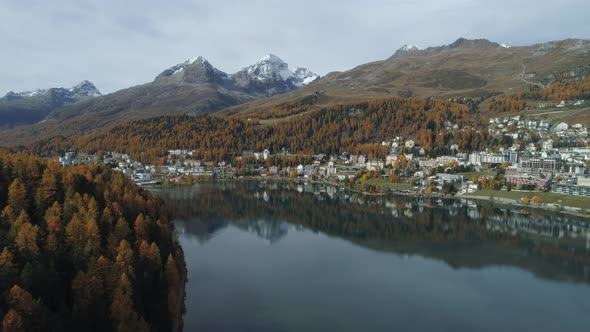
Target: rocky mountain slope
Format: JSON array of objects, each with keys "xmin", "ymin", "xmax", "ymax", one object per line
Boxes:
[
  {"xmin": 0, "ymin": 80, "xmax": 101, "ymax": 127},
  {"xmin": 224, "ymin": 38, "xmax": 590, "ymax": 118},
  {"xmin": 47, "ymin": 54, "xmax": 317, "ymax": 122},
  {"xmin": 1, "ymin": 38, "xmax": 589, "ymax": 146},
  {"xmin": 0, "ymin": 54, "xmax": 317, "ymax": 143}
]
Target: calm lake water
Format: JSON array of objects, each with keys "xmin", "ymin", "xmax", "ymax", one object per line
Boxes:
[{"xmin": 154, "ymin": 182, "xmax": 590, "ymax": 332}]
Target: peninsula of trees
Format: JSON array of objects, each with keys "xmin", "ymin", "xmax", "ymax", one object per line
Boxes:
[{"xmin": 0, "ymin": 151, "xmax": 185, "ymax": 331}]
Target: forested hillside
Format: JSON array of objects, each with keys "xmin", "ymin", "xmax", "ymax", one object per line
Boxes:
[
  {"xmin": 0, "ymin": 152, "xmax": 185, "ymax": 331},
  {"xmin": 486, "ymin": 78, "xmax": 590, "ymax": 113},
  {"xmin": 39, "ymin": 97, "xmax": 487, "ymax": 162}
]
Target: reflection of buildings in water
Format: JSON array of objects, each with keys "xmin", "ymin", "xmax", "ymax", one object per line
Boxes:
[
  {"xmin": 483, "ymin": 212, "xmax": 590, "ymax": 242},
  {"xmin": 253, "ymin": 190, "xmax": 270, "ymax": 202},
  {"xmin": 390, "ymin": 209, "xmax": 399, "ymax": 218},
  {"xmin": 403, "ymin": 208, "xmax": 414, "ymax": 218},
  {"xmin": 467, "ymin": 207, "xmax": 480, "ymax": 219},
  {"xmin": 326, "ymin": 186, "xmax": 337, "ymax": 199},
  {"xmin": 449, "ymin": 208, "xmax": 458, "ymax": 217},
  {"xmin": 169, "ymin": 182, "xmax": 590, "ymax": 250},
  {"xmin": 384, "ymin": 192, "xmax": 588, "ymax": 243}
]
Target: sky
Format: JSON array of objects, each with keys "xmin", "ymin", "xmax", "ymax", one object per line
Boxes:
[{"xmin": 1, "ymin": 0, "xmax": 589, "ymax": 95}]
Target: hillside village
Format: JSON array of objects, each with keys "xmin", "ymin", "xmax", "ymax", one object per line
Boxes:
[{"xmin": 59, "ymin": 107, "xmax": 590, "ymax": 208}]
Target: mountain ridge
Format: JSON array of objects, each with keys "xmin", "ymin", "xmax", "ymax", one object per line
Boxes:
[
  {"xmin": 224, "ymin": 37, "xmax": 590, "ymax": 118},
  {"xmin": 1, "ymin": 37, "xmax": 589, "ymax": 146},
  {"xmin": 0, "ymin": 80, "xmax": 102, "ymax": 128},
  {"xmin": 45, "ymin": 53, "xmax": 318, "ymax": 122}
]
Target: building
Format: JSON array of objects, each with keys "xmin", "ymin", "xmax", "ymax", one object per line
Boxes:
[
  {"xmin": 366, "ymin": 159, "xmax": 384, "ymax": 171},
  {"xmin": 327, "ymin": 161, "xmax": 337, "ymax": 176},
  {"xmin": 296, "ymin": 164, "xmax": 304, "ymax": 175},
  {"xmin": 552, "ymin": 183, "xmax": 590, "ymax": 197},
  {"xmin": 518, "ymin": 158, "xmax": 560, "ymax": 177},
  {"xmin": 386, "ymin": 155, "xmax": 398, "ymax": 166},
  {"xmin": 437, "ymin": 174, "xmax": 465, "ymax": 184},
  {"xmin": 542, "ymin": 139, "xmax": 553, "ymax": 152},
  {"xmin": 437, "ymin": 156, "xmax": 459, "ymax": 166},
  {"xmin": 468, "ymin": 152, "xmax": 506, "ymax": 165},
  {"xmin": 505, "ymin": 167, "xmax": 550, "ymax": 188}
]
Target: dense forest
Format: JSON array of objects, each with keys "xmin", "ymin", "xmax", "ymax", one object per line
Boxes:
[
  {"xmin": 0, "ymin": 151, "xmax": 186, "ymax": 331},
  {"xmin": 27, "ymin": 78, "xmax": 590, "ymax": 163},
  {"xmin": 32, "ymin": 97, "xmax": 488, "ymax": 163},
  {"xmin": 486, "ymin": 77, "xmax": 590, "ymax": 113}
]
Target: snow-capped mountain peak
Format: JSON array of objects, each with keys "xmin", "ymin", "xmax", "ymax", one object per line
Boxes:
[
  {"xmin": 6, "ymin": 81, "xmax": 101, "ymax": 99},
  {"xmin": 247, "ymin": 54, "xmax": 292, "ymax": 81},
  {"xmin": 291, "ymin": 67, "xmax": 319, "ymax": 86},
  {"xmin": 169, "ymin": 56, "xmax": 211, "ymax": 75},
  {"xmin": 243, "ymin": 54, "xmax": 318, "ymax": 85},
  {"xmin": 70, "ymin": 80, "xmax": 102, "ymax": 97},
  {"xmin": 14, "ymin": 89, "xmax": 48, "ymax": 98},
  {"xmin": 500, "ymin": 43, "xmax": 511, "ymax": 49},
  {"xmin": 391, "ymin": 44, "xmax": 424, "ymax": 58},
  {"xmin": 400, "ymin": 44, "xmax": 421, "ymax": 51},
  {"xmin": 155, "ymin": 55, "xmax": 229, "ymax": 83},
  {"xmin": 260, "ymin": 53, "xmax": 284, "ymax": 63}
]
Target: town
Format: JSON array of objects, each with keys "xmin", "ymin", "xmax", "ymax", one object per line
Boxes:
[{"xmin": 59, "ymin": 110, "xmax": 590, "ymax": 213}]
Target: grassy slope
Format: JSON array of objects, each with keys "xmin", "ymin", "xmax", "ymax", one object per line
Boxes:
[{"xmin": 464, "ymin": 189, "xmax": 590, "ymax": 210}]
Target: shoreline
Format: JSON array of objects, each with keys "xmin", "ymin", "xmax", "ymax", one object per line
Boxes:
[
  {"xmin": 150, "ymin": 176, "xmax": 590, "ymax": 221},
  {"xmin": 456, "ymin": 194, "xmax": 590, "ymax": 220}
]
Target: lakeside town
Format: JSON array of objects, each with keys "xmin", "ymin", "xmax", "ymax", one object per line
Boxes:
[{"xmin": 59, "ymin": 106, "xmax": 590, "ymax": 214}]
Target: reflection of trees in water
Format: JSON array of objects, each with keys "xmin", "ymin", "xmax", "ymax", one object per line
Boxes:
[{"xmin": 157, "ymin": 182, "xmax": 590, "ymax": 283}]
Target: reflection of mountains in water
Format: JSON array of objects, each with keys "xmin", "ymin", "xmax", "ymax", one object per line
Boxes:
[
  {"xmin": 158, "ymin": 181, "xmax": 590, "ymax": 283},
  {"xmin": 238, "ymin": 219, "xmax": 290, "ymax": 244}
]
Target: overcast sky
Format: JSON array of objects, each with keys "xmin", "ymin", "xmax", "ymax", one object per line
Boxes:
[{"xmin": 1, "ymin": 0, "xmax": 589, "ymax": 95}]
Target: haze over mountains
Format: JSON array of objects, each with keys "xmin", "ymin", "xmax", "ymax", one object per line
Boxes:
[
  {"xmin": 0, "ymin": 80, "xmax": 101, "ymax": 128},
  {"xmin": 0, "ymin": 37, "xmax": 589, "ymax": 145}
]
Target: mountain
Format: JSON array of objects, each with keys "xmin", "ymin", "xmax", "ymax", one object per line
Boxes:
[
  {"xmin": 2, "ymin": 38, "xmax": 589, "ymax": 146},
  {"xmin": 1, "ymin": 54, "xmax": 317, "ymax": 142},
  {"xmin": 153, "ymin": 56, "xmax": 230, "ymax": 85},
  {"xmin": 0, "ymin": 80, "xmax": 101, "ymax": 128},
  {"xmin": 233, "ymin": 54, "xmax": 319, "ymax": 95},
  {"xmin": 224, "ymin": 38, "xmax": 590, "ymax": 118}
]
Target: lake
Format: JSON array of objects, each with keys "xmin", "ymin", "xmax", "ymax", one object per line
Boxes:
[{"xmin": 154, "ymin": 181, "xmax": 590, "ymax": 332}]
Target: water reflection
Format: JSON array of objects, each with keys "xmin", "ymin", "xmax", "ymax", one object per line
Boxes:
[{"xmin": 155, "ymin": 181, "xmax": 590, "ymax": 284}]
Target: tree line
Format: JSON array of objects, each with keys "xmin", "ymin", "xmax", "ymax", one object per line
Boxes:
[
  {"xmin": 486, "ymin": 78, "xmax": 590, "ymax": 113},
  {"xmin": 0, "ymin": 151, "xmax": 186, "ymax": 331},
  {"xmin": 31, "ymin": 96, "xmax": 490, "ymax": 163}
]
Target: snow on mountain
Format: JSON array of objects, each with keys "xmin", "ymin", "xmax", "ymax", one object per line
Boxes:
[
  {"xmin": 400, "ymin": 44, "xmax": 421, "ymax": 51},
  {"xmin": 242, "ymin": 54, "xmax": 319, "ymax": 86},
  {"xmin": 291, "ymin": 67, "xmax": 319, "ymax": 87},
  {"xmin": 245, "ymin": 54, "xmax": 292, "ymax": 82},
  {"xmin": 167, "ymin": 56, "xmax": 212, "ymax": 76},
  {"xmin": 391, "ymin": 44, "xmax": 424, "ymax": 58},
  {"xmin": 500, "ymin": 43, "xmax": 511, "ymax": 48},
  {"xmin": 155, "ymin": 56, "xmax": 230, "ymax": 84},
  {"xmin": 70, "ymin": 80, "xmax": 102, "ymax": 97},
  {"xmin": 15, "ymin": 89, "xmax": 48, "ymax": 98},
  {"xmin": 7, "ymin": 81, "xmax": 101, "ymax": 99}
]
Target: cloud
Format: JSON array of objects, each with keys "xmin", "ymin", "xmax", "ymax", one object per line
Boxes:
[{"xmin": 0, "ymin": 0, "xmax": 588, "ymax": 94}]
